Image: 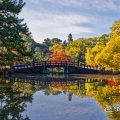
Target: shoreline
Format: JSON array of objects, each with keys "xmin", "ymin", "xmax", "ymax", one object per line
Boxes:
[{"xmin": 1, "ymin": 73, "xmax": 120, "ymax": 80}]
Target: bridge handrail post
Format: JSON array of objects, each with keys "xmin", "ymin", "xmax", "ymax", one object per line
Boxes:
[
  {"xmin": 86, "ymin": 65, "xmax": 88, "ymax": 69},
  {"xmin": 84, "ymin": 64, "xmax": 85, "ymax": 68},
  {"xmin": 79, "ymin": 62, "xmax": 82, "ymax": 67},
  {"xmin": 89, "ymin": 66, "xmax": 91, "ymax": 70},
  {"xmin": 77, "ymin": 60, "xmax": 79, "ymax": 67},
  {"xmin": 32, "ymin": 60, "xmax": 35, "ymax": 68},
  {"xmin": 96, "ymin": 66, "xmax": 98, "ymax": 70}
]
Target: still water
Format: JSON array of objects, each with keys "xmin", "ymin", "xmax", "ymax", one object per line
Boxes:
[{"xmin": 0, "ymin": 74, "xmax": 120, "ymax": 120}]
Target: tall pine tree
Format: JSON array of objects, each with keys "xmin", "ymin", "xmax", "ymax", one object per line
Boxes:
[
  {"xmin": 0, "ymin": 0, "xmax": 31, "ymax": 66},
  {"xmin": 68, "ymin": 33, "xmax": 73, "ymax": 43}
]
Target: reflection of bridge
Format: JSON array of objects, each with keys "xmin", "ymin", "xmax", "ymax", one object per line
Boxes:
[
  {"xmin": 0, "ymin": 76, "xmax": 107, "ymax": 101},
  {"xmin": 0, "ymin": 76, "xmax": 108, "ymax": 102},
  {"xmin": 4, "ymin": 61, "xmax": 112, "ymax": 74},
  {"xmin": 0, "ymin": 76, "xmax": 107, "ymax": 87}
]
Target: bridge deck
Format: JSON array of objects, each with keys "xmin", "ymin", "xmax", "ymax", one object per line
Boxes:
[
  {"xmin": 0, "ymin": 61, "xmax": 119, "ymax": 74},
  {"xmin": 12, "ymin": 61, "xmax": 99, "ymax": 70}
]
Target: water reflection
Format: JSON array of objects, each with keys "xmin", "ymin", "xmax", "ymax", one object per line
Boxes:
[{"xmin": 0, "ymin": 74, "xmax": 120, "ymax": 120}]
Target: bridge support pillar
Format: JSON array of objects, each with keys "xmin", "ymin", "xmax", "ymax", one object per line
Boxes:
[{"xmin": 64, "ymin": 67, "xmax": 69, "ymax": 74}]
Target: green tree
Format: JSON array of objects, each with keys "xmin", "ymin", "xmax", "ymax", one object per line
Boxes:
[
  {"xmin": 21, "ymin": 35, "xmax": 36, "ymax": 63},
  {"xmin": 0, "ymin": 81, "xmax": 32, "ymax": 120},
  {"xmin": 63, "ymin": 40, "xmax": 67, "ymax": 46},
  {"xmin": 34, "ymin": 47, "xmax": 47, "ymax": 61},
  {"xmin": 43, "ymin": 38, "xmax": 62, "ymax": 47},
  {"xmin": 0, "ymin": 0, "xmax": 30, "ymax": 66},
  {"xmin": 42, "ymin": 38, "xmax": 62, "ymax": 57},
  {"xmin": 51, "ymin": 38, "xmax": 62, "ymax": 45},
  {"xmin": 68, "ymin": 33, "xmax": 73, "ymax": 43}
]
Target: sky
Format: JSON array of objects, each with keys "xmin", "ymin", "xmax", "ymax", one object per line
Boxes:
[{"xmin": 19, "ymin": 0, "xmax": 120, "ymax": 43}]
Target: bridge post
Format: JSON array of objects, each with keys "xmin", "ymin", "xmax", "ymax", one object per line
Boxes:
[
  {"xmin": 43, "ymin": 61, "xmax": 46, "ymax": 73},
  {"xmin": 89, "ymin": 66, "xmax": 91, "ymax": 69},
  {"xmin": 66, "ymin": 61, "xmax": 68, "ymax": 73},
  {"xmin": 63, "ymin": 61, "xmax": 69, "ymax": 74},
  {"xmin": 77, "ymin": 60, "xmax": 79, "ymax": 66},
  {"xmin": 32, "ymin": 58, "xmax": 35, "ymax": 67},
  {"xmin": 83, "ymin": 64, "xmax": 85, "ymax": 68}
]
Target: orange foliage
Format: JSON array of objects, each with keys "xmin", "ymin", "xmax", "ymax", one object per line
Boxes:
[
  {"xmin": 49, "ymin": 51, "xmax": 70, "ymax": 61},
  {"xmin": 107, "ymin": 79, "xmax": 120, "ymax": 86}
]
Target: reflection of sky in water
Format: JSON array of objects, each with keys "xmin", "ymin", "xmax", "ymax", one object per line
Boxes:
[
  {"xmin": 22, "ymin": 91, "xmax": 107, "ymax": 120},
  {"xmin": 1, "ymin": 75, "xmax": 119, "ymax": 120}
]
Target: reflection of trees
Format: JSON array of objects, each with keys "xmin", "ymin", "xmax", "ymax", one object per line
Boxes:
[
  {"xmin": 42, "ymin": 87, "xmax": 62, "ymax": 96},
  {"xmin": 40, "ymin": 79, "xmax": 120, "ymax": 120},
  {"xmin": 86, "ymin": 80, "xmax": 120, "ymax": 120},
  {"xmin": 0, "ymin": 78, "xmax": 119, "ymax": 120},
  {"xmin": 0, "ymin": 81, "xmax": 34, "ymax": 120}
]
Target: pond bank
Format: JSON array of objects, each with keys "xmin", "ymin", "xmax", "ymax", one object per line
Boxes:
[{"xmin": 1, "ymin": 73, "xmax": 119, "ymax": 81}]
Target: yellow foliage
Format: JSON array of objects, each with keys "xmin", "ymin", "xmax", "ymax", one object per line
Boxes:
[
  {"xmin": 49, "ymin": 44, "xmax": 65, "ymax": 53},
  {"xmin": 96, "ymin": 35, "xmax": 120, "ymax": 69}
]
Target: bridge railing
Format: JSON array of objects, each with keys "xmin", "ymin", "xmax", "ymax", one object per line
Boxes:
[
  {"xmin": 1, "ymin": 61, "xmax": 119, "ymax": 74},
  {"xmin": 11, "ymin": 61, "xmax": 101, "ymax": 70}
]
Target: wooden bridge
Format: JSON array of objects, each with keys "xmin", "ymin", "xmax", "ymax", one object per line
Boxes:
[
  {"xmin": 0, "ymin": 61, "xmax": 113, "ymax": 74},
  {"xmin": 1, "ymin": 61, "xmax": 116, "ymax": 74}
]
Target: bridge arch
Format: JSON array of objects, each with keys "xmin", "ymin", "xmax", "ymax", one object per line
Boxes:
[{"xmin": 10, "ymin": 61, "xmax": 105, "ymax": 74}]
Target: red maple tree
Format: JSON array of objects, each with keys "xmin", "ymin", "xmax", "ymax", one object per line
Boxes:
[{"xmin": 49, "ymin": 51, "xmax": 70, "ymax": 61}]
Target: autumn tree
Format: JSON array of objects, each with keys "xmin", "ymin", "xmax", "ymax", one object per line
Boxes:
[
  {"xmin": 49, "ymin": 51, "xmax": 70, "ymax": 61},
  {"xmin": 96, "ymin": 34, "xmax": 120, "ymax": 70},
  {"xmin": 49, "ymin": 44, "xmax": 70, "ymax": 61},
  {"xmin": 65, "ymin": 38, "xmax": 98, "ymax": 62},
  {"xmin": 85, "ymin": 34, "xmax": 109, "ymax": 66},
  {"xmin": 65, "ymin": 39, "xmax": 82, "ymax": 61},
  {"xmin": 49, "ymin": 44, "xmax": 65, "ymax": 53},
  {"xmin": 34, "ymin": 47, "xmax": 47, "ymax": 61},
  {"xmin": 95, "ymin": 20, "xmax": 120, "ymax": 70},
  {"xmin": 85, "ymin": 20, "xmax": 120, "ymax": 70}
]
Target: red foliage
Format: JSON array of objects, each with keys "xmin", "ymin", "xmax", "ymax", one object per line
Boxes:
[
  {"xmin": 108, "ymin": 79, "xmax": 119, "ymax": 86},
  {"xmin": 49, "ymin": 51, "xmax": 70, "ymax": 61}
]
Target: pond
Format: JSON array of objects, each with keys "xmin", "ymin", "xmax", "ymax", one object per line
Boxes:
[{"xmin": 0, "ymin": 74, "xmax": 120, "ymax": 120}]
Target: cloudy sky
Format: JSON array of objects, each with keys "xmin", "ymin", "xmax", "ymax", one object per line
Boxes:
[{"xmin": 19, "ymin": 0, "xmax": 120, "ymax": 43}]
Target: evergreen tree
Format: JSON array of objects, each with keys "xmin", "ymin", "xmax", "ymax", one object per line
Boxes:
[
  {"xmin": 68, "ymin": 33, "xmax": 73, "ymax": 43},
  {"xmin": 0, "ymin": 0, "xmax": 31, "ymax": 66},
  {"xmin": 63, "ymin": 40, "xmax": 67, "ymax": 46}
]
